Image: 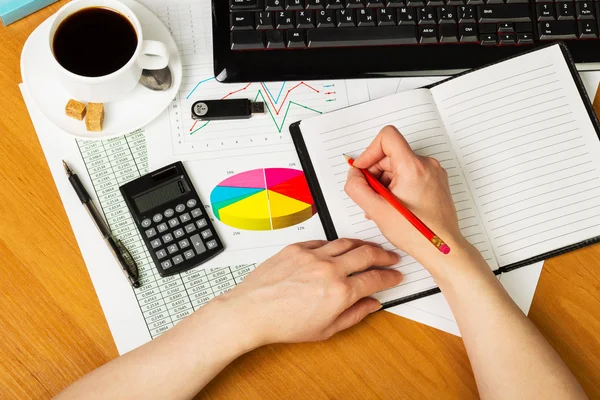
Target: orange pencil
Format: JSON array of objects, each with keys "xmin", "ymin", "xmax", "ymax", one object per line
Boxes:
[{"xmin": 345, "ymin": 155, "xmax": 450, "ymax": 255}]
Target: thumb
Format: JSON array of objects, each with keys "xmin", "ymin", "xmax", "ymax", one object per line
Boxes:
[
  {"xmin": 344, "ymin": 166, "xmax": 395, "ymax": 222},
  {"xmin": 328, "ymin": 297, "xmax": 382, "ymax": 336}
]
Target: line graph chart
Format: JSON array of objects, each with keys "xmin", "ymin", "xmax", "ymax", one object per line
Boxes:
[{"xmin": 166, "ymin": 63, "xmax": 349, "ymax": 158}]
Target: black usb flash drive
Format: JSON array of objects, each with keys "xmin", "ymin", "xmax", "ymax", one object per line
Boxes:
[{"xmin": 191, "ymin": 99, "xmax": 265, "ymax": 121}]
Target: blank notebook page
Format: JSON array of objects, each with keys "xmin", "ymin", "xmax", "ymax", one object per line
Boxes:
[
  {"xmin": 299, "ymin": 89, "xmax": 498, "ymax": 304},
  {"xmin": 432, "ymin": 44, "xmax": 600, "ymax": 267}
]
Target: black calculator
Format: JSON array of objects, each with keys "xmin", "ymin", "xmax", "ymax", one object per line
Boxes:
[{"xmin": 120, "ymin": 162, "xmax": 225, "ymax": 277}]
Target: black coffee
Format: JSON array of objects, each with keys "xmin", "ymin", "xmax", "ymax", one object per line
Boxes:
[{"xmin": 53, "ymin": 7, "xmax": 138, "ymax": 77}]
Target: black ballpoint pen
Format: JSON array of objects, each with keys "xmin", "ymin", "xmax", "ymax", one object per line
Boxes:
[{"xmin": 62, "ymin": 160, "xmax": 141, "ymax": 288}]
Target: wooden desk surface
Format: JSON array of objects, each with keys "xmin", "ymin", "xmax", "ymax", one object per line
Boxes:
[{"xmin": 1, "ymin": 4, "xmax": 600, "ymax": 398}]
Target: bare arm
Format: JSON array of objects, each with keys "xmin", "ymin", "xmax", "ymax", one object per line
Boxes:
[{"xmin": 345, "ymin": 126, "xmax": 587, "ymax": 400}]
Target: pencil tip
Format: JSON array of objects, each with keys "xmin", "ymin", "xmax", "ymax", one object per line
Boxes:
[
  {"xmin": 62, "ymin": 160, "xmax": 72, "ymax": 176},
  {"xmin": 343, "ymin": 154, "xmax": 351, "ymax": 161}
]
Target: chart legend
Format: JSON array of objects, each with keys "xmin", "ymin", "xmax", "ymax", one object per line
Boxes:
[{"xmin": 210, "ymin": 168, "xmax": 316, "ymax": 231}]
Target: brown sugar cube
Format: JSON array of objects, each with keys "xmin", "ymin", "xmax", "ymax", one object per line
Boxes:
[
  {"xmin": 86, "ymin": 103, "xmax": 104, "ymax": 132},
  {"xmin": 65, "ymin": 99, "xmax": 86, "ymax": 121}
]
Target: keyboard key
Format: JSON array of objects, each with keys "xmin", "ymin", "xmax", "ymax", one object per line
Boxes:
[
  {"xmin": 206, "ymin": 240, "xmax": 219, "ymax": 250},
  {"xmin": 484, "ymin": 0, "xmax": 501, "ymax": 4},
  {"xmin": 160, "ymin": 260, "xmax": 173, "ymax": 270},
  {"xmin": 184, "ymin": 223, "xmax": 197, "ymax": 233},
  {"xmin": 459, "ymin": 5, "xmax": 476, "ymax": 22},
  {"xmin": 307, "ymin": 25, "xmax": 418, "ymax": 46},
  {"xmin": 346, "ymin": 0, "xmax": 365, "ymax": 7},
  {"xmin": 517, "ymin": 32, "xmax": 534, "ymax": 43},
  {"xmin": 266, "ymin": 30, "xmax": 286, "ymax": 47},
  {"xmin": 386, "ymin": 0, "xmax": 406, "ymax": 5},
  {"xmin": 325, "ymin": 0, "xmax": 345, "ymax": 8},
  {"xmin": 168, "ymin": 218, "xmax": 179, "ymax": 228},
  {"xmin": 286, "ymin": 0, "xmax": 305, "ymax": 9},
  {"xmin": 150, "ymin": 238, "xmax": 162, "ymax": 249},
  {"xmin": 467, "ymin": 0, "xmax": 484, "ymax": 5},
  {"xmin": 499, "ymin": 32, "xmax": 516, "ymax": 43},
  {"xmin": 175, "ymin": 204, "xmax": 185, "ymax": 213},
  {"xmin": 173, "ymin": 228, "xmax": 185, "ymax": 238},
  {"xmin": 397, "ymin": 7, "xmax": 417, "ymax": 24},
  {"xmin": 307, "ymin": 0, "xmax": 325, "ymax": 8},
  {"xmin": 287, "ymin": 29, "xmax": 307, "ymax": 47},
  {"xmin": 152, "ymin": 213, "xmax": 163, "ymax": 223},
  {"xmin": 407, "ymin": 0, "xmax": 424, "ymax": 5},
  {"xmin": 145, "ymin": 228, "xmax": 157, "ymax": 238},
  {"xmin": 439, "ymin": 6, "xmax": 457, "ymax": 22},
  {"xmin": 172, "ymin": 255, "xmax": 184, "ymax": 265},
  {"xmin": 480, "ymin": 32, "xmax": 497, "ymax": 44},
  {"xmin": 477, "ymin": 4, "xmax": 531, "ymax": 22},
  {"xmin": 505, "ymin": 0, "xmax": 527, "ymax": 3},
  {"xmin": 162, "ymin": 233, "xmax": 174, "ymax": 243},
  {"xmin": 459, "ymin": 23, "xmax": 479, "ymax": 41},
  {"xmin": 418, "ymin": 6, "xmax": 437, "ymax": 23},
  {"xmin": 478, "ymin": 22, "xmax": 495, "ymax": 32},
  {"xmin": 427, "ymin": 0, "xmax": 445, "ymax": 5},
  {"xmin": 231, "ymin": 0, "xmax": 259, "ymax": 10},
  {"xmin": 183, "ymin": 249, "xmax": 195, "ymax": 260},
  {"xmin": 317, "ymin": 9, "xmax": 336, "ymax": 26},
  {"xmin": 164, "ymin": 209, "xmax": 174, "ymax": 218},
  {"xmin": 377, "ymin": 8, "xmax": 397, "ymax": 24},
  {"xmin": 141, "ymin": 218, "xmax": 151, "ymax": 228},
  {"xmin": 536, "ymin": 3, "xmax": 554, "ymax": 20},
  {"xmin": 191, "ymin": 208, "xmax": 203, "ymax": 218},
  {"xmin": 297, "ymin": 10, "xmax": 316, "ymax": 27},
  {"xmin": 266, "ymin": 0, "xmax": 285, "ymax": 10},
  {"xmin": 179, "ymin": 212, "xmax": 191, "ymax": 223},
  {"xmin": 497, "ymin": 22, "xmax": 513, "ymax": 31},
  {"xmin": 276, "ymin": 11, "xmax": 295, "ymax": 27},
  {"xmin": 578, "ymin": 20, "xmax": 598, "ymax": 37},
  {"xmin": 514, "ymin": 21, "xmax": 531, "ymax": 31},
  {"xmin": 167, "ymin": 244, "xmax": 178, "ymax": 254},
  {"xmin": 366, "ymin": 0, "xmax": 386, "ymax": 6},
  {"xmin": 190, "ymin": 234, "xmax": 207, "ymax": 255},
  {"xmin": 196, "ymin": 218, "xmax": 208, "ymax": 228},
  {"xmin": 440, "ymin": 23, "xmax": 459, "ymax": 41},
  {"xmin": 358, "ymin": 8, "xmax": 377, "ymax": 25},
  {"xmin": 231, "ymin": 12, "xmax": 255, "ymax": 30},
  {"xmin": 156, "ymin": 249, "xmax": 167, "ymax": 259},
  {"xmin": 538, "ymin": 20, "xmax": 577, "ymax": 39},
  {"xmin": 157, "ymin": 222, "xmax": 168, "ymax": 233},
  {"xmin": 418, "ymin": 25, "xmax": 438, "ymax": 41},
  {"xmin": 575, "ymin": 1, "xmax": 594, "ymax": 19},
  {"xmin": 178, "ymin": 239, "xmax": 190, "ymax": 249},
  {"xmin": 336, "ymin": 9, "xmax": 356, "ymax": 26},
  {"xmin": 556, "ymin": 2, "xmax": 575, "ymax": 19},
  {"xmin": 200, "ymin": 229, "xmax": 213, "ymax": 239},
  {"xmin": 447, "ymin": 0, "xmax": 465, "ymax": 5}
]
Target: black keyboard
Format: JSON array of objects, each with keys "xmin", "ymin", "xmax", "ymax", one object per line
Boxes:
[{"xmin": 212, "ymin": 0, "xmax": 600, "ymax": 82}]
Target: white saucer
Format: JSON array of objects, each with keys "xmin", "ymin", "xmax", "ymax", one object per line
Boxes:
[{"xmin": 20, "ymin": 0, "xmax": 182, "ymax": 140}]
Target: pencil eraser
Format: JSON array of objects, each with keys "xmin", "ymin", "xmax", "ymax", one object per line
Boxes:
[
  {"xmin": 439, "ymin": 244, "xmax": 450, "ymax": 255},
  {"xmin": 0, "ymin": 0, "xmax": 57, "ymax": 26}
]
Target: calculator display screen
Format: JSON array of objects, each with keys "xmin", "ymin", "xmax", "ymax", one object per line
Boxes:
[{"xmin": 134, "ymin": 179, "xmax": 189, "ymax": 214}]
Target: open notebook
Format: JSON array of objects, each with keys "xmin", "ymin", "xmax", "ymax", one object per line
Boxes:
[{"xmin": 290, "ymin": 43, "xmax": 600, "ymax": 307}]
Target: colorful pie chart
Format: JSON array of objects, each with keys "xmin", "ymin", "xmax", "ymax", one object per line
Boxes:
[{"xmin": 210, "ymin": 168, "xmax": 316, "ymax": 231}]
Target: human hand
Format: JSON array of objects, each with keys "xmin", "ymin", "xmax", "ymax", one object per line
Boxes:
[
  {"xmin": 344, "ymin": 126, "xmax": 481, "ymax": 279},
  {"xmin": 218, "ymin": 239, "xmax": 402, "ymax": 347}
]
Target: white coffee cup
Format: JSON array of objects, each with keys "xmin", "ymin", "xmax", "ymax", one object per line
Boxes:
[{"xmin": 48, "ymin": 0, "xmax": 169, "ymax": 103}]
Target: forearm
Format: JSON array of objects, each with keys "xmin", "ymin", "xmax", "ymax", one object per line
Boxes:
[
  {"xmin": 57, "ymin": 297, "xmax": 257, "ymax": 400},
  {"xmin": 435, "ymin": 244, "xmax": 586, "ymax": 400}
]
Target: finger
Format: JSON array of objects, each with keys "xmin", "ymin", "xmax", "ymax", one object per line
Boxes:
[
  {"xmin": 319, "ymin": 238, "xmax": 366, "ymax": 257},
  {"xmin": 327, "ymin": 297, "xmax": 381, "ymax": 336},
  {"xmin": 349, "ymin": 269, "xmax": 403, "ymax": 300},
  {"xmin": 353, "ymin": 126, "xmax": 415, "ymax": 170},
  {"xmin": 293, "ymin": 240, "xmax": 329, "ymax": 249},
  {"xmin": 345, "ymin": 167, "xmax": 395, "ymax": 219},
  {"xmin": 336, "ymin": 244, "xmax": 400, "ymax": 275}
]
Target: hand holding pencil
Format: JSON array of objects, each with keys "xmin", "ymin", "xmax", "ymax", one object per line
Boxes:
[{"xmin": 344, "ymin": 126, "xmax": 469, "ymax": 274}]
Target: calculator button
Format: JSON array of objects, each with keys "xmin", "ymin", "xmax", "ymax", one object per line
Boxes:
[
  {"xmin": 201, "ymin": 229, "xmax": 213, "ymax": 239},
  {"xmin": 196, "ymin": 218, "xmax": 207, "ymax": 229},
  {"xmin": 168, "ymin": 218, "xmax": 180, "ymax": 228},
  {"xmin": 152, "ymin": 213, "xmax": 163, "ymax": 223},
  {"xmin": 141, "ymin": 218, "xmax": 152, "ymax": 228},
  {"xmin": 150, "ymin": 238, "xmax": 162, "ymax": 249},
  {"xmin": 164, "ymin": 209, "xmax": 175, "ymax": 218},
  {"xmin": 161, "ymin": 260, "xmax": 173, "ymax": 270},
  {"xmin": 178, "ymin": 239, "xmax": 190, "ymax": 249},
  {"xmin": 173, "ymin": 228, "xmax": 185, "ymax": 238},
  {"xmin": 183, "ymin": 249, "xmax": 195, "ymax": 260},
  {"xmin": 190, "ymin": 234, "xmax": 207, "ymax": 254},
  {"xmin": 191, "ymin": 208, "xmax": 202, "ymax": 218},
  {"xmin": 187, "ymin": 199, "xmax": 197, "ymax": 208},
  {"xmin": 206, "ymin": 239, "xmax": 218, "ymax": 250},
  {"xmin": 180, "ymin": 213, "xmax": 191, "ymax": 223},
  {"xmin": 175, "ymin": 204, "xmax": 185, "ymax": 213},
  {"xmin": 167, "ymin": 244, "xmax": 178, "ymax": 254},
  {"xmin": 173, "ymin": 255, "xmax": 184, "ymax": 265},
  {"xmin": 162, "ymin": 233, "xmax": 174, "ymax": 243},
  {"xmin": 156, "ymin": 249, "xmax": 167, "ymax": 259},
  {"xmin": 145, "ymin": 228, "xmax": 157, "ymax": 238},
  {"xmin": 184, "ymin": 223, "xmax": 197, "ymax": 233},
  {"xmin": 157, "ymin": 223, "xmax": 168, "ymax": 233}
]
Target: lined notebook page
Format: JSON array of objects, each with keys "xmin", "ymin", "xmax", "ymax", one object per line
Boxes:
[
  {"xmin": 299, "ymin": 89, "xmax": 498, "ymax": 304},
  {"xmin": 432, "ymin": 44, "xmax": 600, "ymax": 267}
]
